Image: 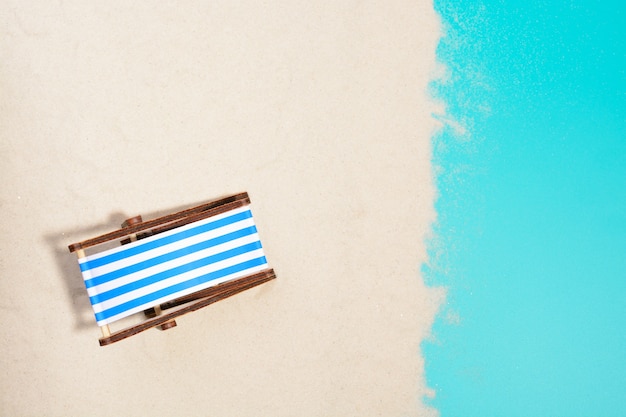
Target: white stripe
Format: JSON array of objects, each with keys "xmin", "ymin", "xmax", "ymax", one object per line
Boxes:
[
  {"xmin": 96, "ymin": 262, "xmax": 269, "ymax": 325},
  {"xmin": 86, "ymin": 232, "xmax": 262, "ymax": 297},
  {"xmin": 91, "ymin": 248, "xmax": 266, "ymax": 314},
  {"xmin": 83, "ymin": 217, "xmax": 256, "ymax": 281}
]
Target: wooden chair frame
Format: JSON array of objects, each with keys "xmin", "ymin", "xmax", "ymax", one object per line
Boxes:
[{"xmin": 68, "ymin": 192, "xmax": 276, "ymax": 346}]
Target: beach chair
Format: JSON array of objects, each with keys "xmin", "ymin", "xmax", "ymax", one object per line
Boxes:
[{"xmin": 68, "ymin": 192, "xmax": 276, "ymax": 346}]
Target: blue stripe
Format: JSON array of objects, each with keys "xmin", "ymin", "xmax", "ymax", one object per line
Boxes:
[
  {"xmin": 80, "ymin": 210, "xmax": 253, "ymax": 272},
  {"xmin": 84, "ymin": 226, "xmax": 258, "ymax": 288},
  {"xmin": 89, "ymin": 240, "xmax": 262, "ymax": 304},
  {"xmin": 94, "ymin": 256, "xmax": 268, "ymax": 323}
]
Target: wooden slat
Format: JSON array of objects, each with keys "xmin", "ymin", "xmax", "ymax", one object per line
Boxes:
[
  {"xmin": 98, "ymin": 269, "xmax": 276, "ymax": 346},
  {"xmin": 68, "ymin": 192, "xmax": 250, "ymax": 252}
]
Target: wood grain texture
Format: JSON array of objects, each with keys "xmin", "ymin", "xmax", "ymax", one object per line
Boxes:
[
  {"xmin": 68, "ymin": 192, "xmax": 275, "ymax": 346},
  {"xmin": 68, "ymin": 192, "xmax": 250, "ymax": 252},
  {"xmin": 121, "ymin": 215, "xmax": 143, "ymax": 229},
  {"xmin": 98, "ymin": 269, "xmax": 276, "ymax": 346},
  {"xmin": 157, "ymin": 320, "xmax": 177, "ymax": 331}
]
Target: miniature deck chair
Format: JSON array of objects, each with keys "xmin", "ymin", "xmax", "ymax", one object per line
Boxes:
[{"xmin": 68, "ymin": 192, "xmax": 276, "ymax": 346}]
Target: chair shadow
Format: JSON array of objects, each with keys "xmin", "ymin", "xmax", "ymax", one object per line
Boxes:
[{"xmin": 44, "ymin": 199, "xmax": 212, "ymax": 332}]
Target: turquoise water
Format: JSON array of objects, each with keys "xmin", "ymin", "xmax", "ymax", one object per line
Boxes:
[{"xmin": 425, "ymin": 0, "xmax": 625, "ymax": 415}]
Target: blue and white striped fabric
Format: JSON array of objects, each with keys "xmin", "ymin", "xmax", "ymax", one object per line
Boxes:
[{"xmin": 78, "ymin": 206, "xmax": 268, "ymax": 326}]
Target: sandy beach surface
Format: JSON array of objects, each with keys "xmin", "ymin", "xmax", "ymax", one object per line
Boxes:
[{"xmin": 1, "ymin": 2, "xmax": 443, "ymax": 415}]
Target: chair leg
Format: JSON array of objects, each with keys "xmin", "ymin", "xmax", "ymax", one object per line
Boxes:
[{"xmin": 101, "ymin": 325, "xmax": 111, "ymax": 337}]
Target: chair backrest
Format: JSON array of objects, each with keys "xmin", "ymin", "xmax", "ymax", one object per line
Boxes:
[{"xmin": 78, "ymin": 205, "xmax": 268, "ymax": 326}]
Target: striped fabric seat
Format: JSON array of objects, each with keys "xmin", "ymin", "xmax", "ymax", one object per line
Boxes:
[{"xmin": 78, "ymin": 205, "xmax": 268, "ymax": 326}]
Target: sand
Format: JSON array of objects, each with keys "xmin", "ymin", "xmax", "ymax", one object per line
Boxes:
[{"xmin": 0, "ymin": 2, "xmax": 444, "ymax": 416}]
